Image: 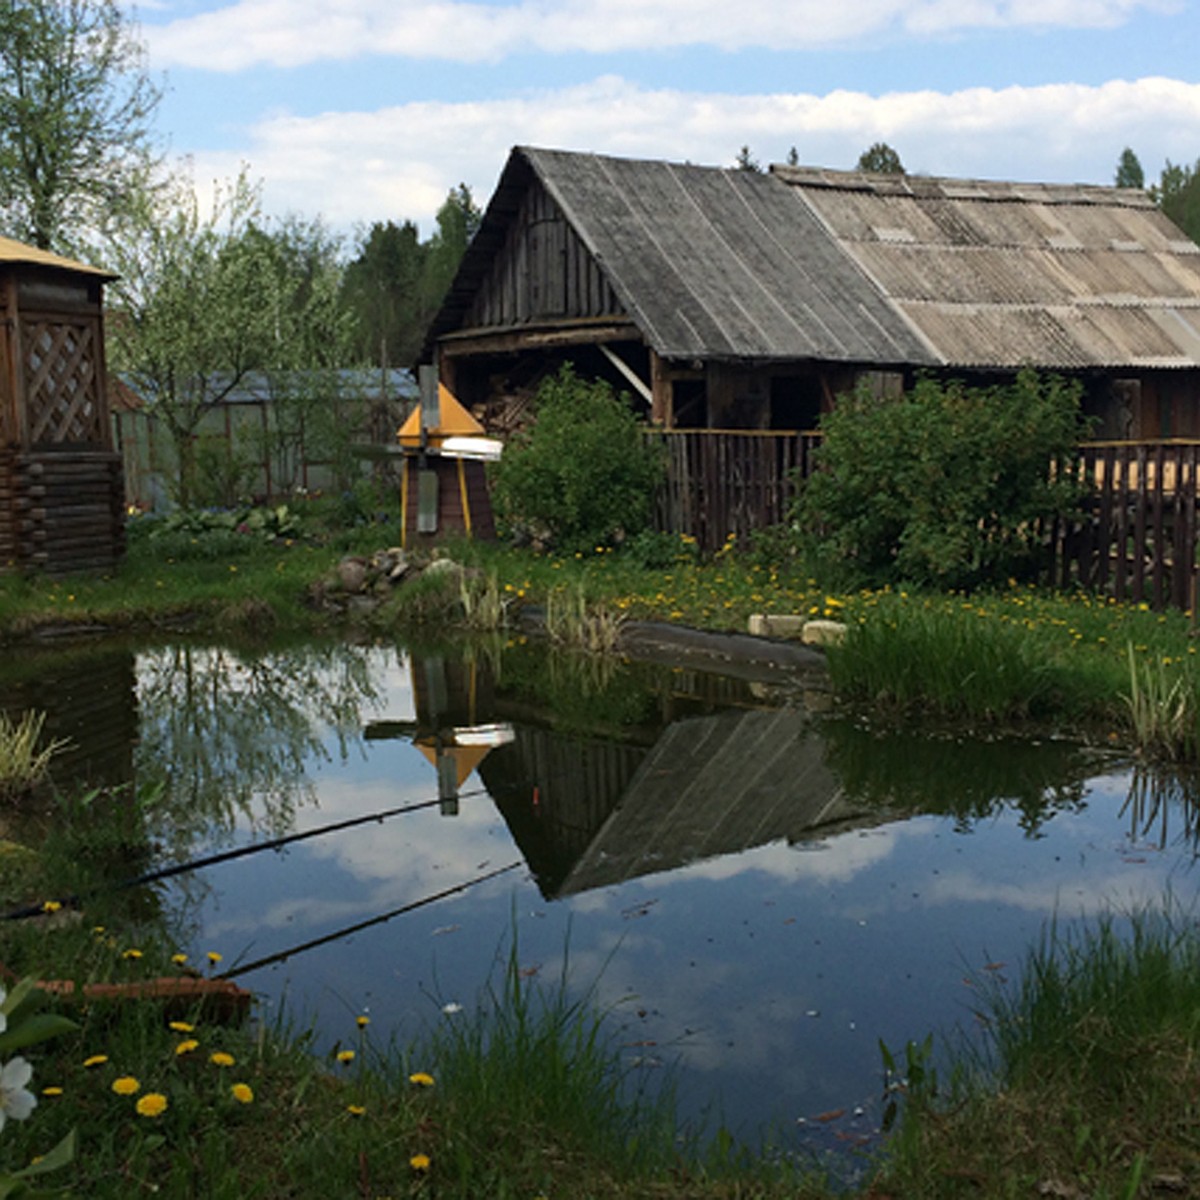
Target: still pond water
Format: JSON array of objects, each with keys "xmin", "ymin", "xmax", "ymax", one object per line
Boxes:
[{"xmin": 5, "ymin": 634, "xmax": 1199, "ymax": 1154}]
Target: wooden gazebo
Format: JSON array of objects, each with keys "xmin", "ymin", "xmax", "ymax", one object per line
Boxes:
[{"xmin": 0, "ymin": 237, "xmax": 124, "ymax": 573}]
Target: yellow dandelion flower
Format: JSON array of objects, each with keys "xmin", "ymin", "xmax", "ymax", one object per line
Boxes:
[
  {"xmin": 136, "ymin": 1093, "xmax": 168, "ymax": 1118},
  {"xmin": 168, "ymin": 1021, "xmax": 194, "ymax": 1033},
  {"xmin": 408, "ymin": 1072, "xmax": 434, "ymax": 1088},
  {"xmin": 83, "ymin": 1055, "xmax": 109, "ymax": 1069},
  {"xmin": 170, "ymin": 953, "xmax": 188, "ymax": 966},
  {"xmin": 410, "ymin": 1154, "xmax": 431, "ymax": 1172},
  {"xmin": 41, "ymin": 1086, "xmax": 63, "ymax": 1097},
  {"xmin": 231, "ymin": 1083, "xmax": 254, "ymax": 1104},
  {"xmin": 209, "ymin": 1052, "xmax": 235, "ymax": 1068},
  {"xmin": 336, "ymin": 1050, "xmax": 355, "ymax": 1065},
  {"xmin": 347, "ymin": 1104, "xmax": 366, "ymax": 1117},
  {"xmin": 122, "ymin": 948, "xmax": 143, "ymax": 960},
  {"xmin": 206, "ymin": 951, "xmax": 223, "ymax": 966},
  {"xmin": 174, "ymin": 1039, "xmax": 200, "ymax": 1056},
  {"xmin": 355, "ymin": 1015, "xmax": 370, "ymax": 1029},
  {"xmin": 111, "ymin": 1076, "xmax": 140, "ymax": 1096},
  {"xmin": 41, "ymin": 900, "xmax": 62, "ymax": 914}
]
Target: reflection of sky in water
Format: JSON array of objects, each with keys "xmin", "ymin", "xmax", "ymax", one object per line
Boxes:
[{"xmin": 138, "ymin": 647, "xmax": 1199, "ymax": 1148}]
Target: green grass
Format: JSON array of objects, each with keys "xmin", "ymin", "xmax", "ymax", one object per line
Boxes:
[
  {"xmin": 823, "ymin": 590, "xmax": 1117, "ymax": 724},
  {"xmin": 876, "ymin": 903, "xmax": 1200, "ymax": 1199},
  {"xmin": 0, "ymin": 857, "xmax": 828, "ymax": 1199}
]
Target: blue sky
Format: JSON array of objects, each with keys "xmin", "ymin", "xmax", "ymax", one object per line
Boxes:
[{"xmin": 130, "ymin": 0, "xmax": 1200, "ymax": 239}]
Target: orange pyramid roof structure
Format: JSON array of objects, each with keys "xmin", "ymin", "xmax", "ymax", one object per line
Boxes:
[
  {"xmin": 397, "ymin": 383, "xmax": 484, "ymax": 448},
  {"xmin": 414, "ymin": 740, "xmax": 493, "ymax": 789}
]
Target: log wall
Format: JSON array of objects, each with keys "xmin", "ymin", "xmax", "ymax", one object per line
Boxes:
[{"xmin": 0, "ymin": 449, "xmax": 125, "ymax": 575}]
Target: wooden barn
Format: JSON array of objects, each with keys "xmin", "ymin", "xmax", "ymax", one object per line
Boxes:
[
  {"xmin": 424, "ymin": 145, "xmax": 1200, "ymax": 442},
  {"xmin": 0, "ymin": 237, "xmax": 124, "ymax": 574}
]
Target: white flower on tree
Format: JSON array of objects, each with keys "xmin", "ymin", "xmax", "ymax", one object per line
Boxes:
[{"xmin": 0, "ymin": 1057, "xmax": 37, "ymax": 1132}]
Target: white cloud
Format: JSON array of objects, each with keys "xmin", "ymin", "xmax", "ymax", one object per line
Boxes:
[
  {"xmin": 144, "ymin": 0, "xmax": 1177, "ymax": 70},
  {"xmin": 181, "ymin": 74, "xmax": 1200, "ymax": 233}
]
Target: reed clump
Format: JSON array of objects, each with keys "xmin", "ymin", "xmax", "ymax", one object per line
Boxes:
[
  {"xmin": 1122, "ymin": 642, "xmax": 1200, "ymax": 761},
  {"xmin": 457, "ymin": 570, "xmax": 511, "ymax": 631},
  {"xmin": 544, "ymin": 584, "xmax": 626, "ymax": 653},
  {"xmin": 0, "ymin": 709, "xmax": 70, "ymax": 801}
]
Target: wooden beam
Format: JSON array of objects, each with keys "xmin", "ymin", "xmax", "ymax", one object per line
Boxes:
[
  {"xmin": 598, "ymin": 343, "xmax": 652, "ymax": 405},
  {"xmin": 438, "ymin": 320, "xmax": 639, "ymax": 358},
  {"xmin": 650, "ymin": 349, "xmax": 674, "ymax": 427}
]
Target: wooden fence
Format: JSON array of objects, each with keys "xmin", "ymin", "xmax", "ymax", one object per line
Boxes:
[
  {"xmin": 650, "ymin": 432, "xmax": 1200, "ymax": 612},
  {"xmin": 650, "ymin": 429, "xmax": 822, "ymax": 554},
  {"xmin": 1050, "ymin": 441, "xmax": 1200, "ymax": 611}
]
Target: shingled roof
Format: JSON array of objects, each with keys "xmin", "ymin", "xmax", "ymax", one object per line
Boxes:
[{"xmin": 430, "ymin": 147, "xmax": 1200, "ymax": 372}]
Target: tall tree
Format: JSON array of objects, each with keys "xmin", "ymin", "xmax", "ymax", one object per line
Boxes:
[
  {"xmin": 0, "ymin": 0, "xmax": 161, "ymax": 250},
  {"xmin": 857, "ymin": 142, "xmax": 905, "ymax": 174},
  {"xmin": 99, "ymin": 169, "xmax": 293, "ymax": 505},
  {"xmin": 1114, "ymin": 147, "xmax": 1145, "ymax": 189},
  {"xmin": 341, "ymin": 220, "xmax": 427, "ymax": 369},
  {"xmin": 1153, "ymin": 158, "xmax": 1200, "ymax": 245},
  {"xmin": 418, "ymin": 183, "xmax": 481, "ymax": 323},
  {"xmin": 250, "ymin": 214, "xmax": 361, "ymax": 493},
  {"xmin": 342, "ymin": 184, "xmax": 481, "ymax": 370}
]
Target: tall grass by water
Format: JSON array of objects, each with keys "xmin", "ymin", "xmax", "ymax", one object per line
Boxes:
[
  {"xmin": 878, "ymin": 903, "xmax": 1200, "ymax": 1199},
  {"xmin": 0, "ymin": 901, "xmax": 823, "ymax": 1198},
  {"xmin": 824, "ymin": 592, "xmax": 1114, "ymax": 724},
  {"xmin": 1123, "ymin": 643, "xmax": 1200, "ymax": 762},
  {"xmin": 0, "ymin": 709, "xmax": 70, "ymax": 801}
]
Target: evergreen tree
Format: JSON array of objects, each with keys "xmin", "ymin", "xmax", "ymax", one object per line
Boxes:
[
  {"xmin": 340, "ymin": 220, "xmax": 427, "ymax": 368},
  {"xmin": 1115, "ymin": 147, "xmax": 1145, "ymax": 189},
  {"xmin": 418, "ymin": 183, "xmax": 481, "ymax": 319}
]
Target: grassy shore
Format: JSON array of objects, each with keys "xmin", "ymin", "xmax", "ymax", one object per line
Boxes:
[{"xmin": 4, "ymin": 515, "xmax": 1200, "ymax": 1194}]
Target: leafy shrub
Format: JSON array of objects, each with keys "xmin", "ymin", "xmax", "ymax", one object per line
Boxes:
[
  {"xmin": 489, "ymin": 365, "xmax": 665, "ymax": 555},
  {"xmin": 132, "ymin": 503, "xmax": 305, "ymax": 561},
  {"xmin": 792, "ymin": 370, "xmax": 1092, "ymax": 590}
]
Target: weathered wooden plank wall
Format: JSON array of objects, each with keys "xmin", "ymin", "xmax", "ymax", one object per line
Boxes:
[{"xmin": 465, "ymin": 177, "xmax": 622, "ymax": 327}]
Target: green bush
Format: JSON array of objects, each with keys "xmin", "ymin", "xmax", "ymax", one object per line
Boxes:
[
  {"xmin": 792, "ymin": 370, "xmax": 1092, "ymax": 589},
  {"xmin": 489, "ymin": 365, "xmax": 665, "ymax": 555}
]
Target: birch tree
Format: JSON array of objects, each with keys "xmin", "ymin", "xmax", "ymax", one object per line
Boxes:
[{"xmin": 0, "ymin": 0, "xmax": 161, "ymax": 250}]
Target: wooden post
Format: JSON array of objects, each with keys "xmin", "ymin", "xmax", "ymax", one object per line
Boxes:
[{"xmin": 650, "ymin": 350, "xmax": 673, "ymax": 427}]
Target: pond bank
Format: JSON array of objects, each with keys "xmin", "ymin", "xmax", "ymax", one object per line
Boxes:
[{"xmin": 3, "ymin": 549, "xmax": 1199, "ymax": 1197}]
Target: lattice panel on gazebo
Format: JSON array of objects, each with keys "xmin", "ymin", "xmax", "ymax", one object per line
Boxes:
[{"xmin": 24, "ymin": 320, "xmax": 103, "ymax": 444}]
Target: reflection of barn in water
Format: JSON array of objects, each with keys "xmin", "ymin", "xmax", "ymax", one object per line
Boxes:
[
  {"xmin": 465, "ymin": 658, "xmax": 883, "ymax": 899},
  {"xmin": 552, "ymin": 708, "xmax": 866, "ymax": 896}
]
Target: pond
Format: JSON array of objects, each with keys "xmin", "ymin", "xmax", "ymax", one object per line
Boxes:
[{"xmin": 2, "ymin": 633, "xmax": 1197, "ymax": 1162}]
